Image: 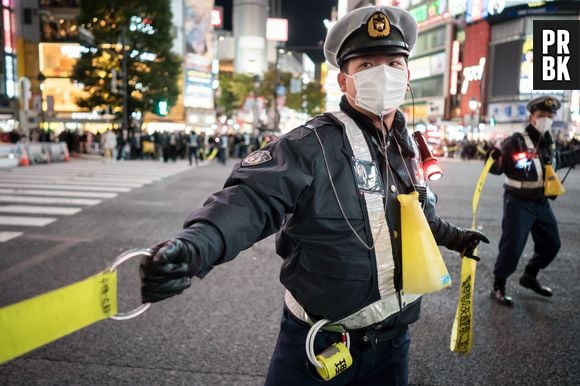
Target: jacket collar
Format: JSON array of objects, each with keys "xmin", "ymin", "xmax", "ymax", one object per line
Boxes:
[{"xmin": 524, "ymin": 123, "xmax": 553, "ymax": 149}]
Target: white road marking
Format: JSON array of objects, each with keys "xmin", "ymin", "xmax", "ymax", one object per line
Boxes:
[
  {"xmin": 0, "ymin": 183, "xmax": 131, "ymax": 192},
  {"xmin": 0, "ymin": 195, "xmax": 102, "ymax": 206},
  {"xmin": 0, "ymin": 216, "xmax": 57, "ymax": 226},
  {"xmin": 4, "ymin": 173, "xmax": 157, "ymax": 183},
  {"xmin": 0, "ymin": 231, "xmax": 23, "ymax": 242},
  {"xmin": 0, "ymin": 188, "xmax": 117, "ymax": 199},
  {"xmin": 0, "ymin": 178, "xmax": 143, "ymax": 188},
  {"xmin": 0, "ymin": 160, "xmax": 191, "ymax": 242},
  {"xmin": 0, "ymin": 205, "xmax": 82, "ymax": 215}
]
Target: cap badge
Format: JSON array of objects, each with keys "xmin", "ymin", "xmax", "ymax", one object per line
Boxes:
[
  {"xmin": 545, "ymin": 98, "xmax": 553, "ymax": 107},
  {"xmin": 367, "ymin": 12, "xmax": 390, "ymax": 38}
]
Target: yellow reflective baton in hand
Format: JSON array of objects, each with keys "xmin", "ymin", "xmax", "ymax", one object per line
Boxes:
[
  {"xmin": 0, "ymin": 248, "xmax": 151, "ymax": 365},
  {"xmin": 450, "ymin": 156, "xmax": 495, "ymax": 354}
]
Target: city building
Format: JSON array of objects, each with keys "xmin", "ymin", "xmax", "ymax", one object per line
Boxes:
[
  {"xmin": 1, "ymin": 0, "xmax": 19, "ymax": 134},
  {"xmin": 484, "ymin": 0, "xmax": 579, "ymax": 140}
]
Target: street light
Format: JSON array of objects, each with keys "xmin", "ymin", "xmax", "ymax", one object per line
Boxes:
[
  {"xmin": 37, "ymin": 72, "xmax": 46, "ymax": 130},
  {"xmin": 273, "ymin": 47, "xmax": 284, "ymax": 132}
]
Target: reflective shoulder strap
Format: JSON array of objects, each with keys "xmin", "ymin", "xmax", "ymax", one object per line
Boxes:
[
  {"xmin": 285, "ymin": 111, "xmax": 420, "ymax": 329},
  {"xmin": 504, "ymin": 132, "xmax": 543, "ymax": 189}
]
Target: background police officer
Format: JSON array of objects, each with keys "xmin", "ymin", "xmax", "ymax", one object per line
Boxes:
[
  {"xmin": 487, "ymin": 96, "xmax": 580, "ymax": 306},
  {"xmin": 140, "ymin": 6, "xmax": 488, "ymax": 385}
]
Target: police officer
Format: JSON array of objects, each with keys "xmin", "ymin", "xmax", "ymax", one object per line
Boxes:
[
  {"xmin": 140, "ymin": 6, "xmax": 489, "ymax": 385},
  {"xmin": 487, "ymin": 96, "xmax": 580, "ymax": 306}
]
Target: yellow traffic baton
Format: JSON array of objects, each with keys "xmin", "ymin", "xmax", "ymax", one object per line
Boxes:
[
  {"xmin": 450, "ymin": 156, "xmax": 494, "ymax": 354},
  {"xmin": 0, "ymin": 248, "xmax": 152, "ymax": 365}
]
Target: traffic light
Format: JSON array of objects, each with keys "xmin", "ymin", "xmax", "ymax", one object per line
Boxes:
[{"xmin": 154, "ymin": 99, "xmax": 169, "ymax": 116}]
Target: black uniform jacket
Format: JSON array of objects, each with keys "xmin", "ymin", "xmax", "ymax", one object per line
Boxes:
[
  {"xmin": 490, "ymin": 124, "xmax": 580, "ymax": 200},
  {"xmin": 178, "ymin": 98, "xmax": 465, "ymax": 322}
]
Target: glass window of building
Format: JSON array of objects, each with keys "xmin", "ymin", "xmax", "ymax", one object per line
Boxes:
[
  {"xmin": 39, "ymin": 0, "xmax": 79, "ymax": 7},
  {"xmin": 40, "ymin": 14, "xmax": 78, "ymax": 42},
  {"xmin": 413, "ymin": 27, "xmax": 446, "ymax": 56},
  {"xmin": 410, "ymin": 76, "xmax": 444, "ymax": 99}
]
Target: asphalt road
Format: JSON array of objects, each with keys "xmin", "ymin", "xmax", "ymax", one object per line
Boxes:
[{"xmin": 0, "ymin": 157, "xmax": 579, "ymax": 385}]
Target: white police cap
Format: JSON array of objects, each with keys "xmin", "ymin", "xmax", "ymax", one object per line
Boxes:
[
  {"xmin": 526, "ymin": 95, "xmax": 561, "ymax": 113},
  {"xmin": 324, "ymin": 6, "xmax": 418, "ymax": 69}
]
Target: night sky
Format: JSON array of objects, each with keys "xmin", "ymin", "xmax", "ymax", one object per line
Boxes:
[{"xmin": 214, "ymin": 0, "xmax": 337, "ymax": 62}]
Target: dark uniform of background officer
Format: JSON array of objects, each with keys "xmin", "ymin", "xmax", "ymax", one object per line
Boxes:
[
  {"xmin": 487, "ymin": 96, "xmax": 580, "ymax": 306},
  {"xmin": 140, "ymin": 6, "xmax": 488, "ymax": 385}
]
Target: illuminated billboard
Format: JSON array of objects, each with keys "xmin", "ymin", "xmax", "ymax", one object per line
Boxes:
[{"xmin": 184, "ymin": 0, "xmax": 215, "ymax": 109}]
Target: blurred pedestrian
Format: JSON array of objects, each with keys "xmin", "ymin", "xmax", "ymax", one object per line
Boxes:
[
  {"xmin": 101, "ymin": 129, "xmax": 117, "ymax": 161},
  {"xmin": 168, "ymin": 132, "xmax": 178, "ymax": 162},
  {"xmin": 486, "ymin": 96, "xmax": 580, "ymax": 306},
  {"xmin": 188, "ymin": 130, "xmax": 199, "ymax": 166},
  {"xmin": 217, "ymin": 132, "xmax": 228, "ymax": 164},
  {"xmin": 140, "ymin": 6, "xmax": 488, "ymax": 385}
]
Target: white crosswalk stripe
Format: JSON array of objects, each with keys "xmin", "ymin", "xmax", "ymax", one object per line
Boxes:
[
  {"xmin": 0, "ymin": 216, "xmax": 57, "ymax": 226},
  {"xmin": 0, "ymin": 178, "xmax": 144, "ymax": 188},
  {"xmin": 0, "ymin": 231, "xmax": 23, "ymax": 242},
  {"xmin": 0, "ymin": 160, "xmax": 191, "ymax": 242},
  {"xmin": 0, "ymin": 205, "xmax": 82, "ymax": 215},
  {"xmin": 0, "ymin": 188, "xmax": 117, "ymax": 198},
  {"xmin": 0, "ymin": 183, "xmax": 132, "ymax": 192},
  {"xmin": 0, "ymin": 195, "xmax": 102, "ymax": 206}
]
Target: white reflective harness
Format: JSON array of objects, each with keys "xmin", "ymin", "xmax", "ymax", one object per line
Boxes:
[
  {"xmin": 504, "ymin": 132, "xmax": 544, "ymax": 190},
  {"xmin": 284, "ymin": 111, "xmax": 421, "ymax": 330}
]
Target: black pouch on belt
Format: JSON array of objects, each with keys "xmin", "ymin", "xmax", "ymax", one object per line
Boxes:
[{"xmin": 365, "ymin": 326, "xmax": 408, "ymax": 351}]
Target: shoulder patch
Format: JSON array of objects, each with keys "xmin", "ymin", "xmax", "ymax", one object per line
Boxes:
[{"xmin": 241, "ymin": 150, "xmax": 272, "ymax": 167}]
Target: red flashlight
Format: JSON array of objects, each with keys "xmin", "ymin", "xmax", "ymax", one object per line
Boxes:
[{"xmin": 413, "ymin": 131, "xmax": 443, "ymax": 181}]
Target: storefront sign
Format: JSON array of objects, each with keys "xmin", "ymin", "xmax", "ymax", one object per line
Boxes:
[
  {"xmin": 461, "ymin": 57, "xmax": 486, "ymax": 94},
  {"xmin": 449, "ymin": 40, "xmax": 462, "ymax": 95}
]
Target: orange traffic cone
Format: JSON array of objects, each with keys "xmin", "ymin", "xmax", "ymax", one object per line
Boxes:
[
  {"xmin": 19, "ymin": 148, "xmax": 30, "ymax": 167},
  {"xmin": 63, "ymin": 145, "xmax": 70, "ymax": 162}
]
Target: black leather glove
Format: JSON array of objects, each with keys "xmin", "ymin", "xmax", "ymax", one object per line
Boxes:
[
  {"xmin": 140, "ymin": 239, "xmax": 198, "ymax": 303},
  {"xmin": 447, "ymin": 228, "xmax": 489, "ymax": 261},
  {"xmin": 485, "ymin": 147, "xmax": 502, "ymax": 161}
]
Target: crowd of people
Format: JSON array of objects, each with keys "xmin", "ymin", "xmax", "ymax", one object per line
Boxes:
[
  {"xmin": 1, "ymin": 127, "xmax": 279, "ymax": 165},
  {"xmin": 432, "ymin": 134, "xmax": 579, "ymax": 161}
]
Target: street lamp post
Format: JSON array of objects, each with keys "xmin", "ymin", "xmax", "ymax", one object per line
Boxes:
[
  {"xmin": 121, "ymin": 27, "xmax": 130, "ymax": 137},
  {"xmin": 37, "ymin": 72, "xmax": 46, "ymax": 130},
  {"xmin": 273, "ymin": 47, "xmax": 281, "ymax": 132}
]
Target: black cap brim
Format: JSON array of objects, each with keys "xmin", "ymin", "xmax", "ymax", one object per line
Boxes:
[{"xmin": 339, "ymin": 44, "xmax": 409, "ymax": 67}]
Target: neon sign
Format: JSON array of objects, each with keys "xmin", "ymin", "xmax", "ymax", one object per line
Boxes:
[
  {"xmin": 461, "ymin": 57, "xmax": 486, "ymax": 94},
  {"xmin": 449, "ymin": 40, "xmax": 462, "ymax": 95}
]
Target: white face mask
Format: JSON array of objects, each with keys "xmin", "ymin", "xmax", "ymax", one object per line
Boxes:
[
  {"xmin": 534, "ymin": 117, "xmax": 553, "ymax": 133},
  {"xmin": 345, "ymin": 64, "xmax": 408, "ymax": 117}
]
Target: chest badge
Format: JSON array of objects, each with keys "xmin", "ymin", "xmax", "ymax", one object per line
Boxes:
[
  {"xmin": 241, "ymin": 150, "xmax": 272, "ymax": 167},
  {"xmin": 353, "ymin": 159, "xmax": 383, "ymax": 195}
]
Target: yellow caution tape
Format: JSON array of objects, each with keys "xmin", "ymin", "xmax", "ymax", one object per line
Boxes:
[
  {"xmin": 450, "ymin": 156, "xmax": 495, "ymax": 354},
  {"xmin": 206, "ymin": 147, "xmax": 218, "ymax": 161},
  {"xmin": 0, "ymin": 248, "xmax": 151, "ymax": 365},
  {"xmin": 0, "ymin": 271, "xmax": 117, "ymax": 364}
]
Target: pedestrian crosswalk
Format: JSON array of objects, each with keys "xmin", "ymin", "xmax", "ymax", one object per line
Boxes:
[{"xmin": 0, "ymin": 160, "xmax": 190, "ymax": 243}]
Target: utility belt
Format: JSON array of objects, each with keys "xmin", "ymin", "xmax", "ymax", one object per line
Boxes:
[
  {"xmin": 504, "ymin": 176, "xmax": 543, "ymax": 190},
  {"xmin": 284, "ymin": 290, "xmax": 420, "ymax": 332}
]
